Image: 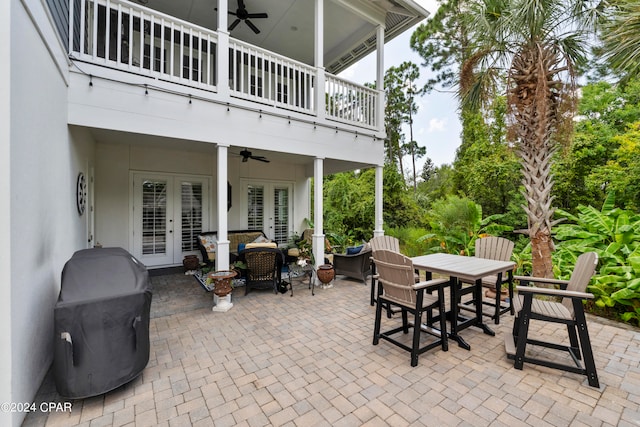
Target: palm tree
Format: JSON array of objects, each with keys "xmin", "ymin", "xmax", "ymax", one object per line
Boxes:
[
  {"xmin": 602, "ymin": 0, "xmax": 640, "ymax": 81},
  {"xmin": 461, "ymin": 0, "xmax": 598, "ymax": 277}
]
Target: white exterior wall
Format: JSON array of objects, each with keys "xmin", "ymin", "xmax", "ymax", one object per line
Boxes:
[
  {"xmin": 94, "ymin": 142, "xmax": 310, "ymax": 251},
  {"xmin": 5, "ymin": 1, "xmax": 94, "ymax": 425},
  {"xmin": 0, "ymin": 0, "xmax": 12, "ymax": 424},
  {"xmin": 68, "ymin": 71, "xmax": 384, "ymax": 167}
]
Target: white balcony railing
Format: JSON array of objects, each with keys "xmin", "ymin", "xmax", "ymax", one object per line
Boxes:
[
  {"xmin": 67, "ymin": 0, "xmax": 379, "ymax": 130},
  {"xmin": 325, "ymin": 75, "xmax": 378, "ymax": 129},
  {"xmin": 69, "ymin": 0, "xmax": 218, "ymax": 91},
  {"xmin": 229, "ymin": 39, "xmax": 316, "ymax": 115}
]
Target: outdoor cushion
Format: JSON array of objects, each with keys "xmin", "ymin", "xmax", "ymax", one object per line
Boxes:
[
  {"xmin": 347, "ymin": 245, "xmax": 364, "ymax": 255},
  {"xmin": 245, "ymin": 242, "xmax": 278, "ymax": 249},
  {"xmin": 198, "ymin": 234, "xmax": 217, "ymax": 261}
]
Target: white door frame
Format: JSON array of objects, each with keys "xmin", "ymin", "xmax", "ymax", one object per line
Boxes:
[
  {"xmin": 130, "ymin": 172, "xmax": 210, "ymax": 266},
  {"xmin": 239, "ymin": 179, "xmax": 293, "ymax": 244}
]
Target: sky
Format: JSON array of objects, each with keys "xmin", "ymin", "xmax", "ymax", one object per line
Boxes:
[{"xmin": 338, "ymin": 0, "xmax": 461, "ymax": 169}]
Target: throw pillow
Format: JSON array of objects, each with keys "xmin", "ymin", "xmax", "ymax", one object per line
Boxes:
[
  {"xmin": 252, "ymin": 234, "xmax": 270, "ymax": 244},
  {"xmin": 198, "ymin": 234, "xmax": 217, "ymax": 260},
  {"xmin": 346, "ymin": 245, "xmax": 364, "ymax": 255}
]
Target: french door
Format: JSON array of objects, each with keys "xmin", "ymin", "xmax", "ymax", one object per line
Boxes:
[
  {"xmin": 243, "ymin": 180, "xmax": 292, "ymax": 244},
  {"xmin": 132, "ymin": 173, "xmax": 209, "ymax": 266}
]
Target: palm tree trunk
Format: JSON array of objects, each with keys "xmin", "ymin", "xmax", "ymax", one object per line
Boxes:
[{"xmin": 511, "ymin": 43, "xmax": 563, "ymax": 278}]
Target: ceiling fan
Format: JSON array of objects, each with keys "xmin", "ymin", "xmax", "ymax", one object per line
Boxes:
[
  {"xmin": 239, "ymin": 149, "xmax": 270, "ymax": 163},
  {"xmin": 223, "ymin": 0, "xmax": 268, "ymax": 34}
]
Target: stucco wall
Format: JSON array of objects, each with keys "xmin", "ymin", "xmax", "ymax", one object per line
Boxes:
[
  {"xmin": 0, "ymin": 0, "xmax": 12, "ymax": 425},
  {"xmin": 7, "ymin": 1, "xmax": 93, "ymax": 425}
]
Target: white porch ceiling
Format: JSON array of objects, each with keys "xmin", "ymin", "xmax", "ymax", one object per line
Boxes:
[
  {"xmin": 135, "ymin": 0, "xmax": 428, "ymax": 74},
  {"xmin": 86, "ymin": 127, "xmax": 374, "ymax": 174}
]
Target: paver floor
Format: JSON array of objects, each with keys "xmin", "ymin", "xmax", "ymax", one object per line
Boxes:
[{"xmin": 23, "ymin": 270, "xmax": 640, "ymax": 426}]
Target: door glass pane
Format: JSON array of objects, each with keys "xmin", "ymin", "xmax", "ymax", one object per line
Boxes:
[
  {"xmin": 142, "ymin": 180, "xmax": 167, "ymax": 255},
  {"xmin": 247, "ymin": 185, "xmax": 264, "ymax": 231},
  {"xmin": 273, "ymin": 187, "xmax": 289, "ymax": 244},
  {"xmin": 181, "ymin": 181, "xmax": 203, "ymax": 252}
]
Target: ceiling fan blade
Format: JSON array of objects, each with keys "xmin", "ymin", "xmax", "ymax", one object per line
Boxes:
[
  {"xmin": 245, "ymin": 19, "xmax": 260, "ymax": 34},
  {"xmin": 228, "ymin": 18, "xmax": 241, "ymax": 31},
  {"xmin": 238, "ymin": 0, "xmax": 245, "ymax": 10},
  {"xmin": 252, "ymin": 156, "xmax": 270, "ymax": 163},
  {"xmin": 247, "ymin": 13, "xmax": 268, "ymax": 19}
]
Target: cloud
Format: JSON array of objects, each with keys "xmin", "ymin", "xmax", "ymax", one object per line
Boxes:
[{"xmin": 428, "ymin": 118, "xmax": 446, "ymax": 132}]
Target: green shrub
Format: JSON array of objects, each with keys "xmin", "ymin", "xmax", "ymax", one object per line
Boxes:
[{"xmin": 553, "ymin": 193, "xmax": 640, "ymax": 325}]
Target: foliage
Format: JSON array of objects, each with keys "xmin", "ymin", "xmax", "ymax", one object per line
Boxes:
[
  {"xmin": 586, "ymin": 122, "xmax": 640, "ymax": 211},
  {"xmin": 553, "ymin": 80, "xmax": 640, "ymax": 211},
  {"xmin": 381, "ymin": 167, "xmax": 426, "ymax": 229},
  {"xmin": 385, "ymin": 227, "xmax": 432, "ymax": 257},
  {"xmin": 453, "ymin": 97, "xmax": 523, "ymax": 219},
  {"xmin": 419, "ymin": 195, "xmax": 512, "ymax": 256},
  {"xmin": 326, "ymin": 231, "xmax": 357, "ymax": 253},
  {"xmin": 323, "ymin": 171, "xmax": 374, "ymax": 242},
  {"xmin": 459, "ymin": 0, "xmax": 599, "ymax": 278},
  {"xmin": 553, "ymin": 193, "xmax": 640, "ymax": 325},
  {"xmin": 601, "ymin": 0, "xmax": 640, "ymax": 83},
  {"xmin": 511, "ymin": 237, "xmax": 533, "ymax": 276},
  {"xmin": 383, "ymin": 62, "xmax": 424, "ymax": 178},
  {"xmin": 415, "ymin": 164, "xmax": 455, "ymax": 210},
  {"xmin": 323, "ymin": 167, "xmax": 424, "ymax": 244},
  {"xmin": 410, "ymin": 0, "xmax": 471, "ymax": 94}
]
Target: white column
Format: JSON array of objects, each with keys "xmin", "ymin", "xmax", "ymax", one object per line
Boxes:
[
  {"xmin": 217, "ymin": 0, "xmax": 230, "ymax": 99},
  {"xmin": 374, "ymin": 165, "xmax": 384, "ymax": 237},
  {"xmin": 314, "ymin": 0, "xmax": 325, "ymax": 121},
  {"xmin": 374, "ymin": 27, "xmax": 385, "ymax": 235},
  {"xmin": 216, "ymin": 144, "xmax": 230, "ymax": 270},
  {"xmin": 376, "ymin": 25, "xmax": 385, "ymax": 131},
  {"xmin": 313, "ymin": 157, "xmax": 325, "ymax": 268}
]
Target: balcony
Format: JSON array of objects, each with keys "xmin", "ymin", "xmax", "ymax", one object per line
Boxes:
[{"xmin": 68, "ymin": 0, "xmax": 381, "ymax": 131}]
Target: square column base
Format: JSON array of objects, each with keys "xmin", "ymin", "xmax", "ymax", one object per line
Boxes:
[{"xmin": 212, "ymin": 293, "xmax": 233, "ymax": 312}]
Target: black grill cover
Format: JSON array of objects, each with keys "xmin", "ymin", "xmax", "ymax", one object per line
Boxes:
[{"xmin": 54, "ymin": 247, "xmax": 152, "ymax": 398}]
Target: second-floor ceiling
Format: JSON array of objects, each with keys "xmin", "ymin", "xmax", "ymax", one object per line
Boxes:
[{"xmin": 134, "ymin": 0, "xmax": 428, "ymax": 75}]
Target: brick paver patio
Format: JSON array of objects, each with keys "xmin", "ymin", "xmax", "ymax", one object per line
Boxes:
[{"xmin": 23, "ymin": 270, "xmax": 640, "ymax": 426}]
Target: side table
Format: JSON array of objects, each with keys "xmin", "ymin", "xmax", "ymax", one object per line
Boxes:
[{"xmin": 283, "ymin": 263, "xmax": 316, "ymax": 296}]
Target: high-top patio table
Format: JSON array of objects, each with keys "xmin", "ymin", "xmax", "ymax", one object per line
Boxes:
[{"xmin": 411, "ymin": 253, "xmax": 515, "ymax": 350}]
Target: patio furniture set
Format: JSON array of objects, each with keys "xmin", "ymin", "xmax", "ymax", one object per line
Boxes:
[
  {"xmin": 370, "ymin": 236, "xmax": 601, "ymax": 388},
  {"xmin": 194, "ymin": 231, "xmax": 601, "ymax": 388}
]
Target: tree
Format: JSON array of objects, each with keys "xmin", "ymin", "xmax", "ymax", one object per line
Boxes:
[
  {"xmin": 411, "ymin": 0, "xmax": 520, "ymax": 216},
  {"xmin": 452, "ymin": 96, "xmax": 522, "ymax": 219},
  {"xmin": 460, "ymin": 0, "xmax": 599, "ymax": 278},
  {"xmin": 420, "ymin": 157, "xmax": 436, "ymax": 182},
  {"xmin": 383, "ymin": 62, "xmax": 424, "ymax": 183},
  {"xmin": 553, "ymin": 79, "xmax": 640, "ymax": 211},
  {"xmin": 411, "ymin": 0, "xmax": 488, "ymax": 194},
  {"xmin": 602, "ymin": 1, "xmax": 640, "ymax": 82},
  {"xmin": 420, "ymin": 195, "xmax": 512, "ymax": 255},
  {"xmin": 323, "ymin": 167, "xmax": 425, "ymax": 243},
  {"xmin": 410, "ymin": 0, "xmax": 472, "ymax": 94},
  {"xmin": 416, "ymin": 164, "xmax": 455, "ymax": 209},
  {"xmin": 587, "ymin": 122, "xmax": 640, "ymax": 210}
]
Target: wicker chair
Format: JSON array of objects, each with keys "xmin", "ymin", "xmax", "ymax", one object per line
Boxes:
[
  {"xmin": 506, "ymin": 252, "xmax": 600, "ymax": 387},
  {"xmin": 241, "ymin": 247, "xmax": 284, "ymax": 295},
  {"xmin": 332, "ymin": 246, "xmax": 371, "ymax": 285}
]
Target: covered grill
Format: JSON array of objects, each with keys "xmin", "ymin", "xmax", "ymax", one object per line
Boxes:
[{"xmin": 53, "ymin": 247, "xmax": 152, "ymax": 398}]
